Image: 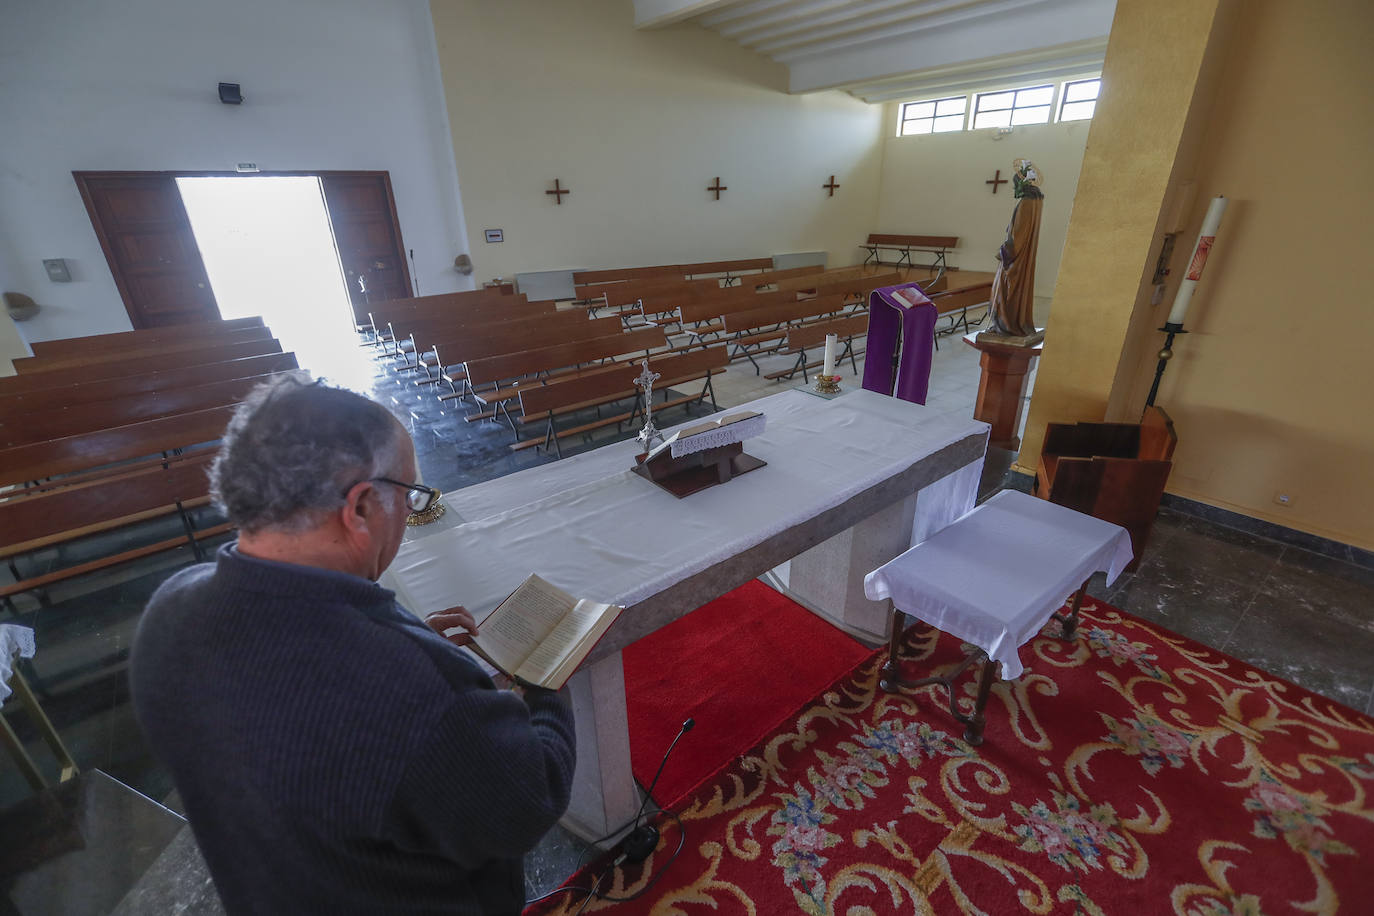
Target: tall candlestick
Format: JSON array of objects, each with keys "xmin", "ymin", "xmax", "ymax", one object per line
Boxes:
[
  {"xmin": 822, "ymin": 334, "xmax": 837, "ymax": 378},
  {"xmin": 1166, "ymin": 195, "xmax": 1227, "ymax": 327}
]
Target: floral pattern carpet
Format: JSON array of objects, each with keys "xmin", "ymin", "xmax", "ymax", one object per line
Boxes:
[{"xmin": 527, "ymin": 599, "xmax": 1374, "ymax": 915}]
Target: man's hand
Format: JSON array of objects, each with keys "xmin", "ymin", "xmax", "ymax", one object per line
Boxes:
[{"xmin": 424, "ymin": 606, "xmax": 479, "ymax": 647}]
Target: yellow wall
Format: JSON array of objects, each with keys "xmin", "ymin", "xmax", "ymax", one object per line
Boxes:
[
  {"xmin": 0, "ymin": 311, "xmax": 29, "ymax": 375},
  {"xmin": 875, "ymin": 105, "xmax": 1091, "ymax": 298},
  {"xmin": 1022, "ymin": 0, "xmax": 1374, "ymax": 551},
  {"xmin": 429, "ymin": 0, "xmax": 885, "ymax": 279}
]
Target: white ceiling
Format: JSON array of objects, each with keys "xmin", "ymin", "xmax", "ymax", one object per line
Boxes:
[{"xmin": 633, "ymin": 0, "xmax": 1116, "ymax": 103}]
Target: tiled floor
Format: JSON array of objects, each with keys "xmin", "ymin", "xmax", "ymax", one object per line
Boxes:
[{"xmin": 3, "ymin": 298, "xmax": 1371, "ymax": 912}]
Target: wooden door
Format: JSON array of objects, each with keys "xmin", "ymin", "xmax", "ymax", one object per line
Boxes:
[
  {"xmin": 74, "ymin": 172, "xmax": 221, "ymax": 329},
  {"xmin": 320, "ymin": 173, "xmax": 413, "ymax": 313}
]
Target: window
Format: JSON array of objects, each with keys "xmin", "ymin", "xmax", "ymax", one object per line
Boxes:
[
  {"xmin": 899, "ymin": 95, "xmax": 967, "ymax": 136},
  {"xmin": 1058, "ymin": 78, "xmax": 1100, "ymax": 122},
  {"xmin": 972, "ymin": 84, "xmax": 1054, "ymax": 129}
]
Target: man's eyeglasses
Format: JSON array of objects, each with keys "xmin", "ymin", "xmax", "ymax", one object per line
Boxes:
[{"xmin": 347, "ymin": 477, "xmax": 441, "ymax": 514}]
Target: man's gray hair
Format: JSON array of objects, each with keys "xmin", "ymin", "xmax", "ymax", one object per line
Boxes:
[{"xmin": 210, "ymin": 373, "xmax": 408, "ymax": 533}]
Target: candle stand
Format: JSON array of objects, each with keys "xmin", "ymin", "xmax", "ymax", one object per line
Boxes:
[{"xmin": 1145, "ymin": 322, "xmax": 1187, "ymax": 408}]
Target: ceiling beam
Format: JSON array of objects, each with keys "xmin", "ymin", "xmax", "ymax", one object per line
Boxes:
[
  {"xmin": 634, "ymin": 0, "xmax": 750, "ymax": 30},
  {"xmin": 785, "ymin": 0, "xmax": 1114, "ymax": 92}
]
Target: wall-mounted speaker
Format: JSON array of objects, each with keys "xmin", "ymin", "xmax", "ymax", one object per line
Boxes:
[{"xmin": 218, "ymin": 82, "xmax": 243, "ymax": 105}]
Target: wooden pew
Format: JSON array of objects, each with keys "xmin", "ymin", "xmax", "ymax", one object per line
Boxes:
[
  {"xmin": 0, "ymin": 405, "xmax": 236, "ymax": 488},
  {"xmin": 1, "ymin": 451, "xmax": 232, "ymax": 602},
  {"xmin": 717, "ymin": 294, "xmax": 850, "ymax": 373},
  {"xmin": 0, "ymin": 339, "xmax": 284, "ymax": 396},
  {"xmin": 861, "ymin": 234, "xmax": 958, "ymax": 273},
  {"xmin": 463, "ymin": 327, "xmax": 667, "ymax": 432},
  {"xmin": 767, "ymin": 313, "xmax": 869, "ymax": 382},
  {"xmin": 0, "ymin": 373, "xmax": 276, "ymax": 448},
  {"xmin": 352, "ymin": 287, "xmax": 522, "ymax": 332},
  {"xmin": 0, "ymin": 352, "xmax": 298, "ymax": 417},
  {"xmin": 426, "ymin": 315, "xmax": 624, "ymax": 398},
  {"xmin": 373, "ymin": 298, "xmax": 549, "ymax": 359},
  {"xmin": 514, "ymin": 345, "xmax": 729, "ymax": 457},
  {"xmin": 572, "ymin": 257, "xmax": 773, "ymax": 288},
  {"xmin": 926, "ymin": 280, "xmax": 993, "ymax": 348},
  {"xmin": 27, "ymin": 317, "xmax": 266, "ymax": 358},
  {"xmin": 11, "ymin": 325, "xmax": 276, "ymax": 374}
]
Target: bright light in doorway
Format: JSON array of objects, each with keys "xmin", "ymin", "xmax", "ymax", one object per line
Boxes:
[{"xmin": 176, "ymin": 176, "xmax": 371, "ymax": 388}]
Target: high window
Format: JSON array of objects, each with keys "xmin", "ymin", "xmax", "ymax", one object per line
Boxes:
[
  {"xmin": 972, "ymin": 84, "xmax": 1054, "ymax": 129},
  {"xmin": 1058, "ymin": 78, "xmax": 1100, "ymax": 122},
  {"xmin": 899, "ymin": 95, "xmax": 967, "ymax": 136}
]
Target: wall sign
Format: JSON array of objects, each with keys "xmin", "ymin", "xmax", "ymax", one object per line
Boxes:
[{"xmin": 484, "ymin": 229, "xmax": 504, "ymax": 243}]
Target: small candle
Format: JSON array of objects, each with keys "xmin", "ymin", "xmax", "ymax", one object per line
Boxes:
[
  {"xmin": 822, "ymin": 334, "xmax": 837, "ymax": 378},
  {"xmin": 1166, "ymin": 194, "xmax": 1227, "ymax": 327}
]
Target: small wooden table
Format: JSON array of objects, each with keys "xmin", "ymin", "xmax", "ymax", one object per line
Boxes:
[{"xmin": 864, "ymin": 491, "xmax": 1133, "ymax": 745}]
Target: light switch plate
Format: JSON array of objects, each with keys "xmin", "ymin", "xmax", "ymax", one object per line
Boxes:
[{"xmin": 43, "ymin": 258, "xmax": 72, "ymax": 282}]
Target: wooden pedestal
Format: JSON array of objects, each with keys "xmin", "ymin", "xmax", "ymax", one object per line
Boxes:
[{"xmin": 964, "ymin": 333, "xmax": 1043, "ymax": 451}]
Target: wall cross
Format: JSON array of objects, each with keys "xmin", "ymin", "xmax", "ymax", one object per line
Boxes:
[
  {"xmin": 546, "ymin": 179, "xmax": 570, "ymax": 205},
  {"xmin": 823, "ymin": 175, "xmax": 840, "ymax": 197},
  {"xmin": 707, "ymin": 177, "xmax": 727, "ymax": 200},
  {"xmin": 986, "ymin": 170, "xmax": 1008, "ymax": 194}
]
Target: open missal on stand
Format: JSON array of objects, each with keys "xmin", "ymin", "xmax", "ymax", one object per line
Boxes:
[{"xmin": 464, "ymin": 574, "xmax": 623, "ymax": 690}]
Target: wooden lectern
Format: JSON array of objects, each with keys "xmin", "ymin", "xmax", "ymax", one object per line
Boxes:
[{"xmin": 1034, "ymin": 406, "xmax": 1177, "ymax": 571}]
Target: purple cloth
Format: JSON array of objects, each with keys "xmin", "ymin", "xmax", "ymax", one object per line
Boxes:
[{"xmin": 861, "ymin": 281, "xmax": 937, "ymax": 404}]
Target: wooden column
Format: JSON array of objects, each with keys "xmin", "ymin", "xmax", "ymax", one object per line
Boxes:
[{"xmin": 965, "ymin": 333, "xmax": 1043, "ymax": 451}]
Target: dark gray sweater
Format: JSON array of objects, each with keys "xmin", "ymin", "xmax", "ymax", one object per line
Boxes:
[{"xmin": 130, "ymin": 544, "xmax": 576, "ymax": 915}]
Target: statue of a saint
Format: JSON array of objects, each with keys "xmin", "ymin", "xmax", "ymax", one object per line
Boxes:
[{"xmin": 985, "ymin": 159, "xmax": 1044, "ymax": 340}]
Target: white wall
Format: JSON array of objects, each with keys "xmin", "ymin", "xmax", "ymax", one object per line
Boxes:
[
  {"xmin": 875, "ymin": 106, "xmax": 1092, "ymax": 297},
  {"xmin": 0, "ymin": 0, "xmax": 472, "ymax": 342},
  {"xmin": 431, "ymin": 0, "xmax": 886, "ymax": 281}
]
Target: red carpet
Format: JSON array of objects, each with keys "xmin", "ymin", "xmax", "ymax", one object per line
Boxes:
[
  {"xmin": 622, "ymin": 579, "xmax": 872, "ymax": 808},
  {"xmin": 531, "ymin": 598, "xmax": 1374, "ymax": 914}
]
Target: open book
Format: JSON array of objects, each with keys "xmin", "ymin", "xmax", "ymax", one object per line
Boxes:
[
  {"xmin": 465, "ymin": 574, "xmax": 623, "ymax": 690},
  {"xmin": 646, "ymin": 411, "xmax": 766, "ymax": 462}
]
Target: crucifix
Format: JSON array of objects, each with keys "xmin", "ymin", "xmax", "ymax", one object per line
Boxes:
[
  {"xmin": 635, "ymin": 360, "xmax": 664, "ymax": 448},
  {"xmin": 546, "ymin": 179, "xmax": 570, "ymax": 205},
  {"xmin": 706, "ymin": 177, "xmax": 727, "ymax": 201},
  {"xmin": 985, "ymin": 170, "xmax": 1008, "ymax": 194},
  {"xmin": 823, "ymin": 175, "xmax": 840, "ymax": 197}
]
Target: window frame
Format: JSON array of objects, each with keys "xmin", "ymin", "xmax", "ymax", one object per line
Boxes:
[
  {"xmin": 897, "ymin": 94, "xmax": 968, "ymax": 137},
  {"xmin": 1057, "ymin": 77, "xmax": 1101, "ymax": 122},
  {"xmin": 971, "ymin": 83, "xmax": 1056, "ymax": 130}
]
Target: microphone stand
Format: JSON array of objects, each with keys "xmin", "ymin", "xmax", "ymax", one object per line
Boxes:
[{"xmin": 621, "ymin": 718, "xmax": 694, "ymax": 863}]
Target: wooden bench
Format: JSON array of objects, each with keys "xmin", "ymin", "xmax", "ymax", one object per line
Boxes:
[
  {"xmin": 767, "ymin": 313, "xmax": 869, "ymax": 382},
  {"xmin": 10, "ymin": 325, "xmax": 276, "ymax": 374},
  {"xmin": 0, "ymin": 372, "xmax": 278, "ymax": 449},
  {"xmin": 27, "ymin": 316, "xmax": 266, "ymax": 358},
  {"xmin": 571, "ymin": 258, "xmax": 773, "ymax": 289},
  {"xmin": 513, "ymin": 346, "xmax": 729, "ymax": 457},
  {"xmin": 383, "ymin": 300, "xmax": 562, "ymax": 368},
  {"xmin": 925, "ymin": 279, "xmax": 993, "ymax": 348},
  {"xmin": 0, "ymin": 405, "xmax": 237, "ymax": 489},
  {"xmin": 0, "ymin": 339, "xmax": 284, "ymax": 396},
  {"xmin": 0, "ymin": 352, "xmax": 298, "ymax": 417},
  {"xmin": 462, "ymin": 327, "xmax": 668, "ymax": 433},
  {"xmin": 1, "ymin": 450, "xmax": 232, "ymax": 604},
  {"xmin": 717, "ymin": 294, "xmax": 850, "ymax": 373},
  {"xmin": 426, "ymin": 315, "xmax": 623, "ymax": 398},
  {"xmin": 862, "ymin": 234, "xmax": 958, "ymax": 273},
  {"xmin": 353, "ymin": 287, "xmax": 523, "ymax": 334}
]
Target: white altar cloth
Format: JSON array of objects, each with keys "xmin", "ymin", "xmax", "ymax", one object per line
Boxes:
[
  {"xmin": 864, "ymin": 490, "xmax": 1133, "ymax": 679},
  {"xmin": 1, "ymin": 623, "xmax": 36, "ymax": 704},
  {"xmin": 387, "ymin": 388, "xmax": 988, "ymax": 625}
]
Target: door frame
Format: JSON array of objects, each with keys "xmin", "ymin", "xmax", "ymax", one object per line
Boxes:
[{"xmin": 74, "ymin": 170, "xmax": 411, "ymax": 329}]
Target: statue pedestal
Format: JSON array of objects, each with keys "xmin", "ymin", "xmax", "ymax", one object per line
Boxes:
[{"xmin": 963, "ymin": 330, "xmax": 1043, "ymax": 452}]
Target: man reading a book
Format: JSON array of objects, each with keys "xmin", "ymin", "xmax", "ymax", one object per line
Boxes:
[{"xmin": 130, "ymin": 374, "xmax": 576, "ymax": 915}]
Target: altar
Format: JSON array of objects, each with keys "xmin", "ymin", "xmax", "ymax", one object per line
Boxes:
[{"xmin": 385, "ymin": 387, "xmax": 988, "ymax": 841}]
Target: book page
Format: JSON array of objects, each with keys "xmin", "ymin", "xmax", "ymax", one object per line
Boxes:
[
  {"xmin": 545, "ymin": 601, "xmax": 624, "ymax": 689},
  {"xmin": 515, "ymin": 598, "xmax": 619, "ymax": 686},
  {"xmin": 471, "ymin": 574, "xmax": 576, "ymax": 675}
]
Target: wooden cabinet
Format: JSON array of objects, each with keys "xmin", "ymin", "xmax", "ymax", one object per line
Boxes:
[{"xmin": 1034, "ymin": 406, "xmax": 1177, "ymax": 571}]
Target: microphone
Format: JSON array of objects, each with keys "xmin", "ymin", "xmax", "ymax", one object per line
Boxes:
[{"xmin": 621, "ymin": 717, "xmax": 694, "ymax": 863}]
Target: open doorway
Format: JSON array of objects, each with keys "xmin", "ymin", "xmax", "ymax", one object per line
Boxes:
[{"xmin": 176, "ymin": 175, "xmax": 369, "ymax": 386}]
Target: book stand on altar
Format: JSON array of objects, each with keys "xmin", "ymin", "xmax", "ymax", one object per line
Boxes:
[
  {"xmin": 632, "ymin": 411, "xmax": 767, "ymax": 498},
  {"xmin": 633, "ymin": 441, "xmax": 766, "ymax": 498}
]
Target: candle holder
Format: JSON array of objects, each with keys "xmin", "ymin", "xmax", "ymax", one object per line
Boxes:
[
  {"xmin": 1144, "ymin": 322, "xmax": 1187, "ymax": 407},
  {"xmin": 405, "ymin": 500, "xmax": 448, "ymax": 526},
  {"xmin": 813, "ymin": 374, "xmax": 842, "ymax": 395}
]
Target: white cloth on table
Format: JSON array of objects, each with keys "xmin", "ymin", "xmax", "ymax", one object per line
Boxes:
[
  {"xmin": 864, "ymin": 490, "xmax": 1133, "ymax": 680},
  {"xmin": 385, "ymin": 388, "xmax": 988, "ymax": 623},
  {"xmin": 1, "ymin": 623, "xmax": 36, "ymax": 704}
]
